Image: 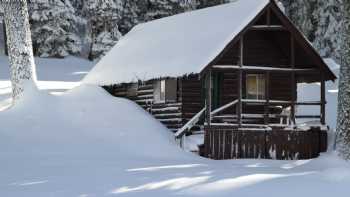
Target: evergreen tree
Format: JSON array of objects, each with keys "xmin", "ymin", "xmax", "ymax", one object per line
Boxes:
[
  {"xmin": 280, "ymin": 0, "xmax": 315, "ymax": 39},
  {"xmin": 281, "ymin": 0, "xmax": 342, "ymax": 62},
  {"xmin": 196, "ymin": 0, "xmax": 228, "ymax": 9},
  {"xmin": 118, "ymin": 0, "xmax": 145, "ymax": 34},
  {"xmin": 144, "ymin": 0, "xmax": 194, "ymax": 21},
  {"xmin": 312, "ymin": 0, "xmax": 342, "ymax": 62},
  {"xmin": 28, "ymin": 0, "xmax": 83, "ymax": 58},
  {"xmin": 336, "ymin": 0, "xmax": 350, "ymax": 160},
  {"xmin": 1, "ymin": 0, "xmax": 37, "ymax": 101},
  {"xmin": 83, "ymin": 0, "xmax": 123, "ymax": 60}
]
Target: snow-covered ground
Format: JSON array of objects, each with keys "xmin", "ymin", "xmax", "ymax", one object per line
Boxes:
[
  {"xmin": 0, "ymin": 55, "xmax": 95, "ymax": 109},
  {"xmin": 0, "ymin": 56, "xmax": 349, "ymax": 196}
]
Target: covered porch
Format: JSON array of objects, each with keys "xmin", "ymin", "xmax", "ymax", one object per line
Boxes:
[
  {"xmin": 198, "ymin": 37, "xmax": 329, "ymax": 160},
  {"xmin": 200, "ymin": 67, "xmax": 328, "ymax": 159},
  {"xmin": 175, "ymin": 37, "xmax": 330, "ymax": 160}
]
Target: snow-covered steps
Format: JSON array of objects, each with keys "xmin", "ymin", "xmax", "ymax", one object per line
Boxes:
[{"xmin": 150, "ymin": 102, "xmax": 183, "ymax": 132}]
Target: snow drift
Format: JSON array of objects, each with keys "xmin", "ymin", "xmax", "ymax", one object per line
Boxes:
[{"xmin": 0, "ymin": 84, "xmax": 189, "ymax": 160}]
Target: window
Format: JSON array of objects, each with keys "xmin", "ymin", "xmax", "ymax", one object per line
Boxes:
[
  {"xmin": 126, "ymin": 83, "xmax": 138, "ymax": 97},
  {"xmin": 154, "ymin": 79, "xmax": 177, "ymax": 103},
  {"xmin": 246, "ymin": 74, "xmax": 266, "ymax": 100},
  {"xmin": 160, "ymin": 80, "xmax": 166, "ymax": 101}
]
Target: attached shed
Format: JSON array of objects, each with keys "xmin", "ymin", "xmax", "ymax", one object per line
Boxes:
[{"xmin": 85, "ymin": 0, "xmax": 336, "ymax": 160}]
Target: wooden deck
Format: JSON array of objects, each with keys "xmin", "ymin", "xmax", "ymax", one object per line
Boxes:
[{"xmin": 202, "ymin": 125, "xmax": 327, "ymax": 160}]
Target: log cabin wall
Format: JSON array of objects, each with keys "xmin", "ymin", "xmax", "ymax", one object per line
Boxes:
[
  {"xmin": 179, "ymin": 74, "xmax": 204, "ymax": 127},
  {"xmin": 103, "ymin": 75, "xmax": 204, "ymax": 132}
]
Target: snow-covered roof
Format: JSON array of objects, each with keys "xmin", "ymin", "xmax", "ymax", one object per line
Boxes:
[
  {"xmin": 323, "ymin": 58, "xmax": 340, "ymax": 71},
  {"xmin": 84, "ymin": 0, "xmax": 270, "ymax": 85}
]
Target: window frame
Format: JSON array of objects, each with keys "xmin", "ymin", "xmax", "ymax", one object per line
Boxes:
[{"xmin": 245, "ymin": 74, "xmax": 266, "ymax": 100}]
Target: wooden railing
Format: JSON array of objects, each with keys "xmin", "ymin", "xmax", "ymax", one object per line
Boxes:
[
  {"xmin": 175, "ymin": 107, "xmax": 206, "ymax": 147},
  {"xmin": 175, "ymin": 100, "xmax": 239, "ymax": 148},
  {"xmin": 175, "ymin": 98, "xmax": 323, "ymax": 148},
  {"xmin": 211, "ymin": 99, "xmax": 238, "ymax": 116}
]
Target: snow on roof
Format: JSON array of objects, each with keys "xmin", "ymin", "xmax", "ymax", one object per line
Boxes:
[
  {"xmin": 323, "ymin": 58, "xmax": 340, "ymax": 71},
  {"xmin": 84, "ymin": 0, "xmax": 270, "ymax": 85}
]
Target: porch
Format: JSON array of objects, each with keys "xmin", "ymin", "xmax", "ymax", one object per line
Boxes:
[{"xmin": 175, "ymin": 65, "xmax": 329, "ymax": 160}]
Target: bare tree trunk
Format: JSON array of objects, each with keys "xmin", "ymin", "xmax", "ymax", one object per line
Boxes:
[
  {"xmin": 336, "ymin": 0, "xmax": 350, "ymax": 160},
  {"xmin": 1, "ymin": 0, "xmax": 37, "ymax": 101}
]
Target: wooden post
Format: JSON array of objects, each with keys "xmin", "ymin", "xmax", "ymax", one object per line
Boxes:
[
  {"xmin": 264, "ymin": 71, "xmax": 270, "ymax": 125},
  {"xmin": 320, "ymin": 73, "xmax": 326, "ymax": 125},
  {"xmin": 290, "ymin": 35, "xmax": 296, "ymax": 125},
  {"xmin": 237, "ymin": 37, "xmax": 243, "ymax": 127},
  {"xmin": 267, "ymin": 8, "xmax": 271, "ymax": 26},
  {"xmin": 3, "ymin": 22, "xmax": 8, "ymax": 56},
  {"xmin": 206, "ymin": 70, "xmax": 212, "ymax": 126}
]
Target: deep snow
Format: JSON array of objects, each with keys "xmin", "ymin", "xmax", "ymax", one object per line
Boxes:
[{"xmin": 0, "ymin": 56, "xmax": 349, "ymax": 197}]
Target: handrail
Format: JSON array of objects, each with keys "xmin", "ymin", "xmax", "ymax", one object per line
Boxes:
[
  {"xmin": 211, "ymin": 99, "xmax": 238, "ymax": 116},
  {"xmin": 175, "ymin": 107, "xmax": 206, "ymax": 139}
]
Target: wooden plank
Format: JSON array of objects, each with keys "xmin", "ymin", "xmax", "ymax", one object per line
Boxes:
[
  {"xmin": 250, "ymin": 25, "xmax": 287, "ymax": 31},
  {"xmin": 237, "ymin": 38, "xmax": 243, "ymax": 127},
  {"xmin": 321, "ymin": 73, "xmax": 326, "ymax": 125},
  {"xmin": 290, "ymin": 34, "xmax": 296, "ymax": 125},
  {"xmin": 212, "ymin": 65, "xmax": 317, "ymax": 73},
  {"xmin": 264, "ymin": 71, "xmax": 270, "ymax": 124},
  {"xmin": 206, "ymin": 70, "xmax": 212, "ymax": 126},
  {"xmin": 267, "ymin": 8, "xmax": 271, "ymax": 25}
]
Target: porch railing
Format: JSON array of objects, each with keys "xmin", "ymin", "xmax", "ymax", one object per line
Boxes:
[
  {"xmin": 175, "ymin": 98, "xmax": 323, "ymax": 148},
  {"xmin": 175, "ymin": 107, "xmax": 206, "ymax": 148}
]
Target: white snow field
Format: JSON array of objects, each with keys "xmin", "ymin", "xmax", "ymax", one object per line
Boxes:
[{"xmin": 0, "ymin": 56, "xmax": 350, "ymax": 196}]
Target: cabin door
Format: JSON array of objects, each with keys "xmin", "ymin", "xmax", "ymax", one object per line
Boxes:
[{"xmin": 212, "ymin": 72, "xmax": 223, "ymax": 110}]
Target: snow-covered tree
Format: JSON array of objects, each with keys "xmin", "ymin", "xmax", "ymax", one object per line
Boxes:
[
  {"xmin": 281, "ymin": 0, "xmax": 315, "ymax": 39},
  {"xmin": 118, "ymin": 0, "xmax": 145, "ymax": 34},
  {"xmin": 28, "ymin": 0, "xmax": 83, "ymax": 58},
  {"xmin": 144, "ymin": 0, "xmax": 195, "ymax": 21},
  {"xmin": 280, "ymin": 0, "xmax": 342, "ymax": 62},
  {"xmin": 196, "ymin": 0, "xmax": 228, "ymax": 9},
  {"xmin": 1, "ymin": 0, "xmax": 37, "ymax": 101},
  {"xmin": 312, "ymin": 0, "xmax": 342, "ymax": 62},
  {"xmin": 83, "ymin": 0, "xmax": 123, "ymax": 60},
  {"xmin": 336, "ymin": 0, "xmax": 350, "ymax": 160}
]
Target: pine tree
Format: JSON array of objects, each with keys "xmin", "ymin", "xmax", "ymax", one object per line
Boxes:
[
  {"xmin": 312, "ymin": 0, "xmax": 342, "ymax": 62},
  {"xmin": 83, "ymin": 0, "xmax": 123, "ymax": 60},
  {"xmin": 280, "ymin": 0, "xmax": 342, "ymax": 62},
  {"xmin": 144, "ymin": 0, "xmax": 192, "ymax": 21},
  {"xmin": 28, "ymin": 0, "xmax": 83, "ymax": 58},
  {"xmin": 336, "ymin": 0, "xmax": 350, "ymax": 160},
  {"xmin": 280, "ymin": 0, "xmax": 315, "ymax": 40},
  {"xmin": 196, "ymin": 0, "xmax": 228, "ymax": 9},
  {"xmin": 1, "ymin": 0, "xmax": 37, "ymax": 101},
  {"xmin": 118, "ymin": 0, "xmax": 145, "ymax": 34}
]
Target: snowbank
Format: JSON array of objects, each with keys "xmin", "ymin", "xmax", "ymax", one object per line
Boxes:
[
  {"xmin": 0, "ymin": 55, "xmax": 347, "ymax": 197},
  {"xmin": 0, "ymin": 84, "xmax": 189, "ymax": 160}
]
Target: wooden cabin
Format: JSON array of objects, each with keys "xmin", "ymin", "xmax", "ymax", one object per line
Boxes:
[
  {"xmin": 103, "ymin": 74, "xmax": 202, "ymax": 132},
  {"xmin": 85, "ymin": 0, "xmax": 336, "ymax": 160}
]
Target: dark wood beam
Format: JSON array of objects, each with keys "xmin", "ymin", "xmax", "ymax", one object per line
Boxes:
[
  {"xmin": 250, "ymin": 25, "xmax": 287, "ymax": 31},
  {"xmin": 237, "ymin": 38, "xmax": 243, "ymax": 127},
  {"xmin": 321, "ymin": 73, "xmax": 326, "ymax": 125},
  {"xmin": 296, "ymin": 115, "xmax": 321, "ymax": 119},
  {"xmin": 212, "ymin": 65, "xmax": 318, "ymax": 73},
  {"xmin": 290, "ymin": 34, "xmax": 296, "ymax": 125},
  {"xmin": 267, "ymin": 8, "xmax": 271, "ymax": 25},
  {"xmin": 206, "ymin": 70, "xmax": 212, "ymax": 126},
  {"xmin": 264, "ymin": 71, "xmax": 270, "ymax": 124}
]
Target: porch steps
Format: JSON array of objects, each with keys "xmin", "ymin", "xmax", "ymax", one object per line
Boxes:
[{"xmin": 150, "ymin": 102, "xmax": 183, "ymax": 132}]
